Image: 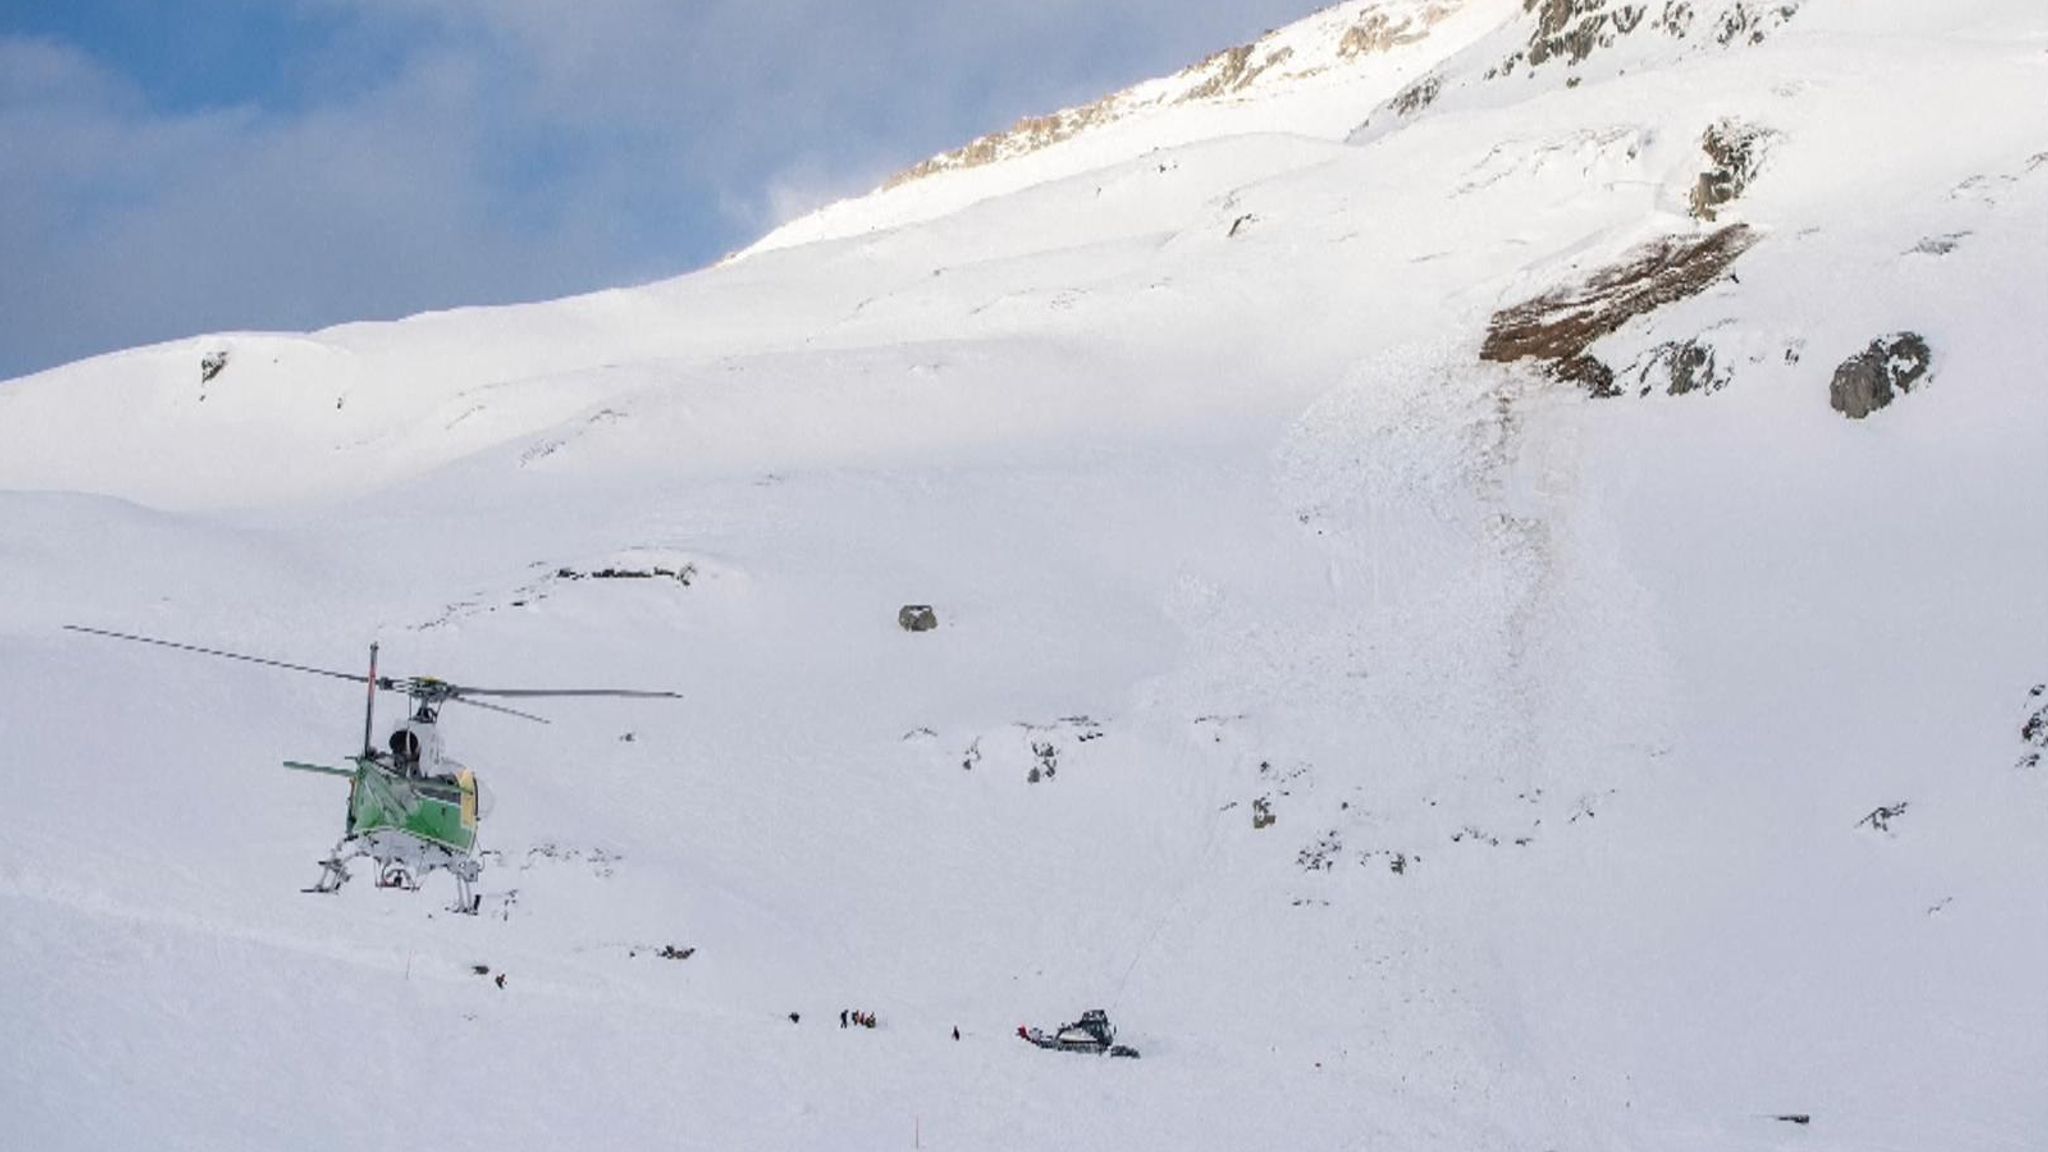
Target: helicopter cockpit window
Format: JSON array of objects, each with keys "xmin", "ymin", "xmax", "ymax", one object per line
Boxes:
[{"xmin": 390, "ymin": 728, "xmax": 421, "ymax": 765}]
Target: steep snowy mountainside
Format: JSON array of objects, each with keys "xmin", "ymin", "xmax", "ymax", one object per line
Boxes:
[
  {"xmin": 5, "ymin": 1, "xmax": 2048, "ymax": 1150},
  {"xmin": 746, "ymin": 0, "xmax": 1521, "ymax": 254},
  {"xmin": 15, "ymin": 0, "xmax": 2028, "ymax": 513},
  {"xmin": 742, "ymin": 0, "xmax": 1863, "ymax": 256}
]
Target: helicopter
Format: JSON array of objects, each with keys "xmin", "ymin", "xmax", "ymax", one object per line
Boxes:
[{"xmin": 66, "ymin": 625, "xmax": 680, "ymax": 913}]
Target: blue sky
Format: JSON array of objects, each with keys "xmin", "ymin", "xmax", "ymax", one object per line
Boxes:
[{"xmin": 0, "ymin": 0, "xmax": 1326, "ymax": 379}]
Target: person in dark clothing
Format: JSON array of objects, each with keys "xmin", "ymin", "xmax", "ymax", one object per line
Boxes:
[
  {"xmin": 840, "ymin": 1009, "xmax": 849, "ymax": 1029},
  {"xmin": 952, "ymin": 1026, "xmax": 960, "ymax": 1041}
]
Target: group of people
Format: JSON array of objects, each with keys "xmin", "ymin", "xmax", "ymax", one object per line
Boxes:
[{"xmin": 796, "ymin": 1009, "xmax": 961, "ymax": 1039}]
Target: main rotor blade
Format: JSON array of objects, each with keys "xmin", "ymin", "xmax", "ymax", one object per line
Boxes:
[
  {"xmin": 65, "ymin": 625, "xmax": 369, "ymax": 684},
  {"xmin": 443, "ymin": 687, "xmax": 683, "ymax": 701},
  {"xmin": 445, "ymin": 696, "xmax": 551, "ymax": 724}
]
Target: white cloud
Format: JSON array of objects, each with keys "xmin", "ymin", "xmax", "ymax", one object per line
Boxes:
[{"xmin": 0, "ymin": 33, "xmax": 605, "ymax": 377}]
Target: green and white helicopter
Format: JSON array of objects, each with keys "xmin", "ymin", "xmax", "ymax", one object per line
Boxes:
[{"xmin": 67, "ymin": 625, "xmax": 679, "ymax": 913}]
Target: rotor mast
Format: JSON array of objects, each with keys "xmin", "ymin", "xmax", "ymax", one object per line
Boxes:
[{"xmin": 361, "ymin": 642, "xmax": 380, "ymax": 759}]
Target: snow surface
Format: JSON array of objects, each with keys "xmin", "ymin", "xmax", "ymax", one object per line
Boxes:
[{"xmin": 4, "ymin": 1, "xmax": 2046, "ymax": 1149}]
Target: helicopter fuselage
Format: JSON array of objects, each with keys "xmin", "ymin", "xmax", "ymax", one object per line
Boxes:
[{"xmin": 343, "ymin": 752, "xmax": 479, "ymax": 857}]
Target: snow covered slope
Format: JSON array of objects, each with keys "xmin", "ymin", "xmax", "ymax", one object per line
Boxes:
[
  {"xmin": 4, "ymin": 1, "xmax": 2047, "ymax": 1150},
  {"xmin": 748, "ymin": 0, "xmax": 1520, "ymax": 253}
]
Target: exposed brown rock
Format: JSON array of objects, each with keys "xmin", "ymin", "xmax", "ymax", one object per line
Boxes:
[
  {"xmin": 1481, "ymin": 225, "xmax": 1759, "ymax": 387},
  {"xmin": 1340, "ymin": 4, "xmax": 1461, "ymax": 58},
  {"xmin": 1177, "ymin": 44, "xmax": 1296, "ymax": 103},
  {"xmin": 884, "ymin": 103, "xmax": 1120, "ymax": 190}
]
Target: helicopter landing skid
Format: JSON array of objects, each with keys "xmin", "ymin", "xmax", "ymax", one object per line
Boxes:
[
  {"xmin": 448, "ymin": 857, "xmax": 483, "ymax": 915},
  {"xmin": 303, "ymin": 841, "xmax": 365, "ymax": 895},
  {"xmin": 301, "ymin": 867, "xmax": 349, "ymax": 895},
  {"xmin": 302, "ymin": 833, "xmax": 483, "ymax": 913}
]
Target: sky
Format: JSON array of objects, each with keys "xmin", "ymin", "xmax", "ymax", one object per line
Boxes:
[{"xmin": 0, "ymin": 0, "xmax": 1331, "ymax": 380}]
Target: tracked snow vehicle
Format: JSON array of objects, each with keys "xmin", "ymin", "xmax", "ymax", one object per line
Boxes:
[{"xmin": 1018, "ymin": 1009, "xmax": 1140, "ymax": 1058}]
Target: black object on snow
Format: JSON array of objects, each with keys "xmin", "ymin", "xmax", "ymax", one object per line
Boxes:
[{"xmin": 1018, "ymin": 1008, "xmax": 1140, "ymax": 1058}]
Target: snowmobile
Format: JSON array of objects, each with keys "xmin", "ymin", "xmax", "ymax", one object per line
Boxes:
[{"xmin": 1017, "ymin": 1009, "xmax": 1140, "ymax": 1058}]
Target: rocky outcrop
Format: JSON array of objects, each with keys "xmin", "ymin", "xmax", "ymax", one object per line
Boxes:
[
  {"xmin": 1690, "ymin": 118, "xmax": 1775, "ymax": 221},
  {"xmin": 555, "ymin": 564, "xmax": 696, "ymax": 585},
  {"xmin": 1388, "ymin": 73, "xmax": 1444, "ymax": 117},
  {"xmin": 885, "ymin": 2, "xmax": 1467, "ymax": 189},
  {"xmin": 884, "ymin": 105, "xmax": 1121, "ymax": 190},
  {"xmin": 1176, "ymin": 44, "xmax": 1294, "ymax": 103},
  {"xmin": 1555, "ymin": 355, "xmax": 1619, "ymax": 396},
  {"xmin": 1629, "ymin": 337, "xmax": 1732, "ymax": 396},
  {"xmin": 1339, "ymin": 3, "xmax": 1462, "ymax": 57},
  {"xmin": 1829, "ymin": 333, "xmax": 1933, "ymax": 419},
  {"xmin": 2020, "ymin": 684, "xmax": 2046, "ymax": 770},
  {"xmin": 1481, "ymin": 225, "xmax": 1758, "ymax": 391},
  {"xmin": 898, "ymin": 604, "xmax": 939, "ymax": 632},
  {"xmin": 1524, "ymin": 0, "xmax": 1642, "ymax": 67},
  {"xmin": 1702, "ymin": 0, "xmax": 1806, "ymax": 46},
  {"xmin": 1505, "ymin": 1, "xmax": 1803, "ymax": 75}
]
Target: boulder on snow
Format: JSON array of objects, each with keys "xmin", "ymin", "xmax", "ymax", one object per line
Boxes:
[
  {"xmin": 1689, "ymin": 119, "xmax": 1775, "ymax": 222},
  {"xmin": 1829, "ymin": 333, "xmax": 1933, "ymax": 419},
  {"xmin": 200, "ymin": 349, "xmax": 229, "ymax": 384},
  {"xmin": 898, "ymin": 604, "xmax": 939, "ymax": 632}
]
